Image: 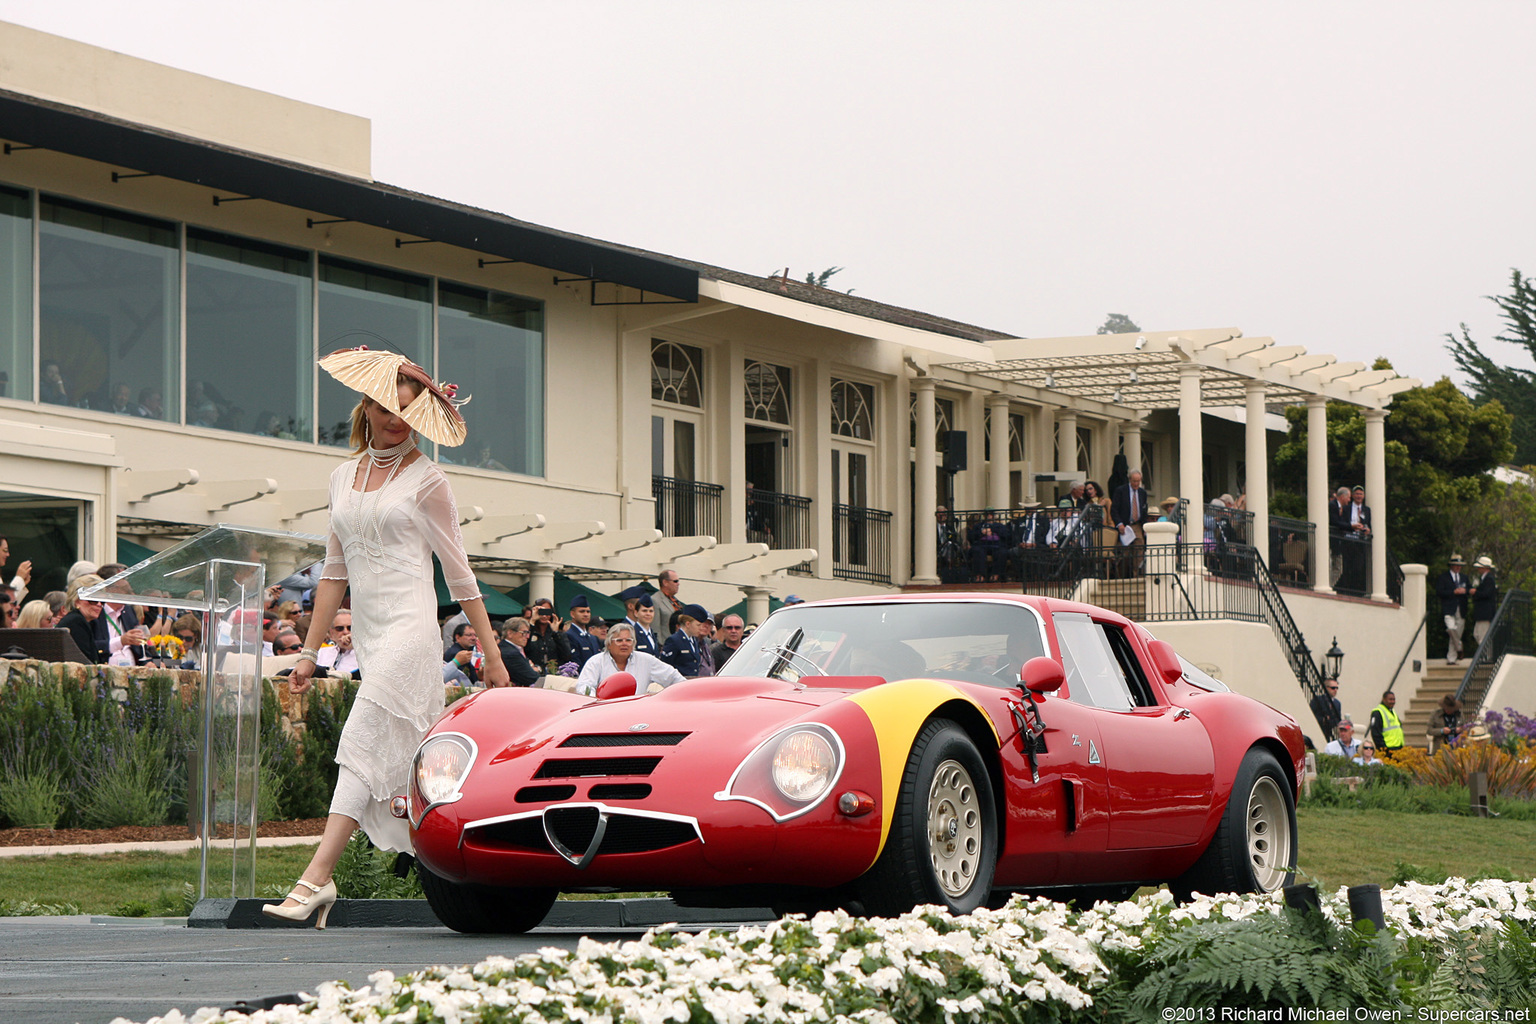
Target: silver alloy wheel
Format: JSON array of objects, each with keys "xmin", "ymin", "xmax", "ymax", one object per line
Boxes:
[
  {"xmin": 927, "ymin": 758, "xmax": 981, "ymax": 898},
  {"xmin": 1246, "ymin": 775, "xmax": 1292, "ymax": 891}
]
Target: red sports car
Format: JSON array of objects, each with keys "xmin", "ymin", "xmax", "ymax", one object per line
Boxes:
[{"xmin": 406, "ymin": 594, "xmax": 1303, "ymax": 932}]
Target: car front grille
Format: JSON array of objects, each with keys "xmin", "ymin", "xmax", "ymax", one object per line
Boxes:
[{"xmin": 467, "ymin": 807, "xmax": 699, "ymax": 859}]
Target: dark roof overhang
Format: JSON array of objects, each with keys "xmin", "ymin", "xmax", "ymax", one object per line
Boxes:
[{"xmin": 0, "ymin": 89, "xmax": 698, "ymax": 302}]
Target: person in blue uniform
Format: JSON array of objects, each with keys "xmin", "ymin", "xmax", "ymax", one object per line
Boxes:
[
  {"xmin": 564, "ymin": 595, "xmax": 604, "ymax": 668},
  {"xmin": 660, "ymin": 603, "xmax": 711, "ymax": 678},
  {"xmin": 619, "ymin": 585, "xmax": 661, "ymax": 656}
]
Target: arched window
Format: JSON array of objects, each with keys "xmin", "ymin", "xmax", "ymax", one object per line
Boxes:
[
  {"xmin": 744, "ymin": 360, "xmax": 791, "ymax": 423},
  {"xmin": 830, "ymin": 378, "xmax": 875, "ymax": 439},
  {"xmin": 652, "ymin": 340, "xmax": 703, "ymax": 407}
]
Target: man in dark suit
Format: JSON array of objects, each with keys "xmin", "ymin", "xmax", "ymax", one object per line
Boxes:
[
  {"xmin": 1339, "ymin": 485, "xmax": 1372, "ymax": 593},
  {"xmin": 1007, "ymin": 501, "xmax": 1050, "ymax": 582},
  {"xmin": 1435, "ymin": 554, "xmax": 1471, "ymax": 664},
  {"xmin": 1471, "ymin": 556, "xmax": 1499, "ymax": 649},
  {"xmin": 1326, "ymin": 486, "xmax": 1350, "ymax": 588},
  {"xmin": 498, "ymin": 618, "xmax": 540, "ymax": 687},
  {"xmin": 1111, "ymin": 470, "xmax": 1152, "ymax": 574}
]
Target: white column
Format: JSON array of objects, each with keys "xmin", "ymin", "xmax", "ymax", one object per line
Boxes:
[
  {"xmin": 1122, "ymin": 419, "xmax": 1144, "ymax": 477},
  {"xmin": 1365, "ymin": 408, "xmax": 1389, "ymax": 602},
  {"xmin": 809, "ymin": 360, "xmax": 833, "ymax": 578},
  {"xmin": 723, "ymin": 340, "xmax": 747, "ymax": 543},
  {"xmin": 911, "ymin": 376, "xmax": 939, "ymax": 583},
  {"xmin": 741, "ymin": 585, "xmax": 773, "ymax": 628},
  {"xmin": 1178, "ymin": 363, "xmax": 1204, "ymax": 512},
  {"xmin": 1306, "ymin": 396, "xmax": 1332, "ymax": 594},
  {"xmin": 1245, "ymin": 381, "xmax": 1270, "ymax": 565},
  {"xmin": 530, "ymin": 562, "xmax": 558, "ymax": 607},
  {"xmin": 1033, "ymin": 405, "xmax": 1054, "ymax": 501},
  {"xmin": 1056, "ymin": 410, "xmax": 1078, "ymax": 475},
  {"xmin": 987, "ymin": 394, "xmax": 1011, "ymax": 510}
]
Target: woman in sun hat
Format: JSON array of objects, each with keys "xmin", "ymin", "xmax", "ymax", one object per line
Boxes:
[{"xmin": 264, "ymin": 347, "xmax": 509, "ymax": 928}]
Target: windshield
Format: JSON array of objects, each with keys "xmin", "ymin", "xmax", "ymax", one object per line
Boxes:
[{"xmin": 729, "ymin": 600, "xmax": 1048, "ymax": 687}]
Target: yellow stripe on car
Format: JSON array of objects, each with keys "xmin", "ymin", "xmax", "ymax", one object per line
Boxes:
[{"xmin": 847, "ymin": 679, "xmax": 1000, "ymax": 855}]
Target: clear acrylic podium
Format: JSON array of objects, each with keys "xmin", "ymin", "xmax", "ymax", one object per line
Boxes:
[{"xmin": 82, "ymin": 525, "xmax": 327, "ymax": 899}]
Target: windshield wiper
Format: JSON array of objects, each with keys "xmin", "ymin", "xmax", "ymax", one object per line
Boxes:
[{"xmin": 765, "ymin": 627, "xmax": 805, "ymax": 680}]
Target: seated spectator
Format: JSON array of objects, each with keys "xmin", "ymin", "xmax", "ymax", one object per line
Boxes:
[
  {"xmin": 314, "ymin": 610, "xmax": 360, "ymax": 678},
  {"xmin": 577, "ymin": 622, "xmax": 686, "ymax": 696},
  {"xmin": 0, "ymin": 588, "xmax": 15, "ymax": 628},
  {"xmin": 443, "ymin": 622, "xmax": 482, "ymax": 685},
  {"xmin": 40, "ymin": 360, "xmax": 70, "ymax": 405},
  {"xmin": 136, "ymin": 387, "xmax": 164, "ymax": 419},
  {"xmin": 44, "ymin": 590, "xmax": 67, "ymax": 624},
  {"xmin": 58, "ymin": 574, "xmax": 109, "ymax": 663},
  {"xmin": 16, "ymin": 599, "xmax": 53, "ymax": 628},
  {"xmin": 1353, "ymin": 742, "xmax": 1381, "ymax": 766},
  {"xmin": 499, "ymin": 618, "xmax": 540, "ymax": 687},
  {"xmin": 1322, "ymin": 720, "xmax": 1362, "ymax": 759}
]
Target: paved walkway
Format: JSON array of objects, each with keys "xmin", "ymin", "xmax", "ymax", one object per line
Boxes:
[
  {"xmin": 0, "ymin": 914, "xmax": 630, "ymax": 1024},
  {"xmin": 0, "ymin": 835, "xmax": 321, "ymax": 859}
]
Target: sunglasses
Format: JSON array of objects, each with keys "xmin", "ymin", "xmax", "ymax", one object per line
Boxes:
[
  {"xmin": 274, "ymin": 644, "xmax": 302, "ymax": 653},
  {"xmin": 332, "ymin": 624, "xmax": 352, "ymax": 631}
]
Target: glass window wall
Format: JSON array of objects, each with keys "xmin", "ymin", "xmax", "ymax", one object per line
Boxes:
[
  {"xmin": 186, "ymin": 229, "xmax": 313, "ymax": 438},
  {"xmin": 0, "ymin": 185, "xmax": 31, "ymax": 402},
  {"xmin": 317, "ymin": 256, "xmax": 430, "ymax": 447},
  {"xmin": 39, "ymin": 196, "xmax": 179, "ymax": 421},
  {"xmin": 437, "ymin": 282, "xmax": 543, "ymax": 475}
]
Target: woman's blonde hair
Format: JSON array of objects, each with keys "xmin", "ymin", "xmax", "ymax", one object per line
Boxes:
[
  {"xmin": 65, "ymin": 574, "xmax": 103, "ymax": 612},
  {"xmin": 16, "ymin": 599, "xmax": 51, "ymax": 628},
  {"xmin": 348, "ymin": 374, "xmax": 426, "ymax": 455}
]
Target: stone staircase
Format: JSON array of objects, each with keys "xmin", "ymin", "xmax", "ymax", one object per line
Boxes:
[
  {"xmin": 1400, "ymin": 661, "xmax": 1467, "ymax": 750},
  {"xmin": 1078, "ymin": 578, "xmax": 1147, "ymax": 621}
]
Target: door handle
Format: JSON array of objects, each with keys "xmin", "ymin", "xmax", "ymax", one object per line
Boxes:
[{"xmin": 1173, "ymin": 706, "xmax": 1193, "ymax": 721}]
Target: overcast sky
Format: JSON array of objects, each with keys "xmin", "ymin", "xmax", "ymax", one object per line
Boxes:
[{"xmin": 5, "ymin": 1, "xmax": 1533, "ymax": 387}]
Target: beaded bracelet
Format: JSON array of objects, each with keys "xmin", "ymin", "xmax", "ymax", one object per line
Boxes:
[{"xmin": 297, "ymin": 647, "xmax": 319, "ymax": 665}]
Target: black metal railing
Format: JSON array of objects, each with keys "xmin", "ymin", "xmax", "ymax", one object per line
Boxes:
[
  {"xmin": 1024, "ymin": 541, "xmax": 1264, "ymax": 623},
  {"xmin": 748, "ymin": 489, "xmax": 813, "ymax": 576},
  {"xmin": 653, "ymin": 476, "xmax": 722, "ymax": 539},
  {"xmin": 1268, "ymin": 515, "xmax": 1317, "ymax": 589},
  {"xmin": 833, "ymin": 505, "xmax": 893, "ymax": 584},
  {"xmin": 1455, "ymin": 590, "xmax": 1533, "ymax": 714},
  {"xmin": 1250, "ymin": 550, "xmax": 1337, "ymax": 739}
]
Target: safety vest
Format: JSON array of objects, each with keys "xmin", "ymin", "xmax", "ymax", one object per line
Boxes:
[{"xmin": 1374, "ymin": 704, "xmax": 1405, "ymax": 749}]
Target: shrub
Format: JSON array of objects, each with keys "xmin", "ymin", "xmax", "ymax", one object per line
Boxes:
[
  {"xmin": 1405, "ymin": 742, "xmax": 1536, "ymax": 798},
  {"xmin": 75, "ymin": 730, "xmax": 173, "ymax": 829},
  {"xmin": 332, "ymin": 830, "xmax": 423, "ymax": 899},
  {"xmin": 0, "ymin": 757, "xmax": 65, "ymax": 829},
  {"xmin": 1484, "ymin": 707, "xmax": 1536, "ymax": 752}
]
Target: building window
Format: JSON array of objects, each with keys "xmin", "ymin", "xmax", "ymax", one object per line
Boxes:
[
  {"xmin": 651, "ymin": 340, "xmax": 703, "ymax": 407},
  {"xmin": 744, "ymin": 360, "xmax": 791, "ymax": 424},
  {"xmin": 1009, "ymin": 412, "xmax": 1027, "ymax": 462},
  {"xmin": 186, "ymin": 228, "xmax": 312, "ymax": 438},
  {"xmin": 1076, "ymin": 425, "xmax": 1092, "ymax": 473},
  {"xmin": 316, "ymin": 256, "xmax": 431, "ymax": 447},
  {"xmin": 0, "ymin": 185, "xmax": 30, "ymax": 402},
  {"xmin": 39, "ymin": 195, "xmax": 179, "ymax": 421},
  {"xmin": 908, "ymin": 393, "xmax": 955, "ymax": 451},
  {"xmin": 438, "ymin": 283, "xmax": 544, "ymax": 476},
  {"xmin": 830, "ymin": 379, "xmax": 875, "ymax": 439}
]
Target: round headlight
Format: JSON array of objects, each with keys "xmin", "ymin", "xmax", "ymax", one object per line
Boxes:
[
  {"xmin": 771, "ymin": 730, "xmax": 836, "ymax": 803},
  {"xmin": 416, "ymin": 735, "xmax": 473, "ymax": 805}
]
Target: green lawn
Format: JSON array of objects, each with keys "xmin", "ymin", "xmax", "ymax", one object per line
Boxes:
[
  {"xmin": 1295, "ymin": 805, "xmax": 1536, "ymax": 891},
  {"xmin": 5, "ymin": 807, "xmax": 1535, "ymax": 916}
]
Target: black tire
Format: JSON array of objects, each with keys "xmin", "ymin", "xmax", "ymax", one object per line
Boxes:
[
  {"xmin": 858, "ymin": 719, "xmax": 998, "ymax": 917},
  {"xmin": 418, "ymin": 864, "xmax": 557, "ymax": 934},
  {"xmin": 1173, "ymin": 747, "xmax": 1297, "ymax": 901}
]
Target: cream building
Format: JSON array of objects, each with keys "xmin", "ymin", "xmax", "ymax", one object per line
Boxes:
[{"xmin": 5, "ymin": 21, "xmax": 1505, "ymax": 741}]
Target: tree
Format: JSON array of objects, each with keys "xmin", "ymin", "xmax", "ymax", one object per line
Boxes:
[
  {"xmin": 1445, "ymin": 477, "xmax": 1536, "ymax": 601},
  {"xmin": 805, "ymin": 266, "xmax": 844, "ymax": 288},
  {"xmin": 1270, "ymin": 365, "xmax": 1513, "ymax": 569},
  {"xmin": 1446, "ymin": 268, "xmax": 1536, "ymax": 465},
  {"xmin": 1097, "ymin": 314, "xmax": 1140, "ymax": 335}
]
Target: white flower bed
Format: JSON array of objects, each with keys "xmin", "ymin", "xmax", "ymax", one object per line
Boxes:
[{"xmin": 112, "ymin": 878, "xmax": 1536, "ymax": 1024}]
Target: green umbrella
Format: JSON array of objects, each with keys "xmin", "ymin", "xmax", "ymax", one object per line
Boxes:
[
  {"xmin": 117, "ymin": 537, "xmax": 158, "ymax": 569},
  {"xmin": 503, "ymin": 573, "xmax": 629, "ymax": 621},
  {"xmin": 433, "ymin": 557, "xmax": 522, "ymax": 616}
]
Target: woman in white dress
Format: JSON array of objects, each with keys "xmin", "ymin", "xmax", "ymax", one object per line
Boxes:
[
  {"xmin": 264, "ymin": 348, "xmax": 509, "ymax": 928},
  {"xmin": 576, "ymin": 621, "xmax": 686, "ymax": 696}
]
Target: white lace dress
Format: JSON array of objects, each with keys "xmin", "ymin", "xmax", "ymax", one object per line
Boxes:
[{"xmin": 321, "ymin": 456, "xmax": 480, "ymax": 853}]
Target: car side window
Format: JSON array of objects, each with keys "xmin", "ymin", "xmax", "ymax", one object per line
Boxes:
[
  {"xmin": 1101, "ymin": 623, "xmax": 1157, "ymax": 707},
  {"xmin": 1053, "ymin": 613, "xmax": 1135, "ymax": 711}
]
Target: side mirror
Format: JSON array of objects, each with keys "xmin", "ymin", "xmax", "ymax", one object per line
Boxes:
[
  {"xmin": 595, "ymin": 671, "xmax": 638, "ymax": 700},
  {"xmin": 1147, "ymin": 640, "xmax": 1184, "ymax": 686},
  {"xmin": 1021, "ymin": 656, "xmax": 1065, "ymax": 695}
]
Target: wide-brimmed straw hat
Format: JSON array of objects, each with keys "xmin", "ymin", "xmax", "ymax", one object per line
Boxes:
[
  {"xmin": 1160, "ymin": 496, "xmax": 1179, "ymax": 509},
  {"xmin": 1475, "ymin": 555, "xmax": 1495, "ymax": 570},
  {"xmin": 319, "ymin": 346, "xmax": 469, "ymax": 447}
]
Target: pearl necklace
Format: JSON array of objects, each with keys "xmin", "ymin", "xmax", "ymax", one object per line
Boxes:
[{"xmin": 351, "ymin": 434, "xmax": 418, "ymax": 572}]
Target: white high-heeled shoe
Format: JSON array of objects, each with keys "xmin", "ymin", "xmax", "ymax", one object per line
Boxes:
[{"xmin": 261, "ymin": 878, "xmax": 337, "ymax": 929}]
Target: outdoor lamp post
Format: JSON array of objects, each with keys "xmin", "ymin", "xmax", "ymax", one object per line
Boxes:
[{"xmin": 1323, "ymin": 637, "xmax": 1344, "ymax": 680}]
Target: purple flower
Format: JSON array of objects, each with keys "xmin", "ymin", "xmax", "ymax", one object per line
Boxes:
[{"xmin": 557, "ymin": 661, "xmax": 580, "ymax": 678}]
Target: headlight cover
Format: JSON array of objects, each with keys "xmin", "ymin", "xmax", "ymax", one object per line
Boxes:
[
  {"xmin": 412, "ymin": 732, "xmax": 476, "ymax": 823},
  {"xmin": 717, "ymin": 723, "xmax": 845, "ymax": 821}
]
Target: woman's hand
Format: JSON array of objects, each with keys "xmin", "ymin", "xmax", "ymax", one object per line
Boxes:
[
  {"xmin": 289, "ymin": 659, "xmax": 317, "ymax": 694},
  {"xmin": 481, "ymin": 657, "xmax": 511, "ymax": 688}
]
